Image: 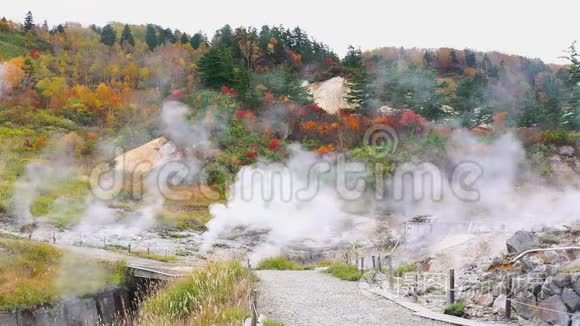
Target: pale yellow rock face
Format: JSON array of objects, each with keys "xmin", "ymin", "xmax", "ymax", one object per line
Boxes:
[
  {"xmin": 307, "ymin": 76, "xmax": 354, "ymax": 114},
  {"xmin": 113, "ymin": 137, "xmax": 170, "ymax": 176}
]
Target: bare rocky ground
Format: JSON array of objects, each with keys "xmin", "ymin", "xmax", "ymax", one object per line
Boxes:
[{"xmin": 257, "ymin": 270, "xmax": 450, "ymax": 326}]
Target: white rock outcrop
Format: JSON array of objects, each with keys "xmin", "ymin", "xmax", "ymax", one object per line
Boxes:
[{"xmin": 307, "ymin": 76, "xmax": 353, "ymax": 114}]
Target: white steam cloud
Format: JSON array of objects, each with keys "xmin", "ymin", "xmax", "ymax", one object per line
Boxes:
[
  {"xmin": 393, "ymin": 131, "xmax": 580, "ymax": 229},
  {"xmin": 203, "ymin": 130, "xmax": 580, "ymax": 264},
  {"xmin": 202, "ymin": 145, "xmax": 375, "ymax": 262}
]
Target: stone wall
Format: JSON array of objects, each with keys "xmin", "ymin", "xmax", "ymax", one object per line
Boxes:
[{"xmin": 0, "ymin": 287, "xmax": 130, "ymax": 326}]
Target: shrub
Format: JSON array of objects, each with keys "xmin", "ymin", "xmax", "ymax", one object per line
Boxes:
[
  {"xmin": 30, "ymin": 195, "xmax": 52, "ymax": 217},
  {"xmin": 541, "ymin": 129, "xmax": 573, "ymax": 146},
  {"xmin": 539, "ymin": 234, "xmax": 561, "ymax": 245},
  {"xmin": 444, "ymin": 302, "xmax": 465, "ymax": 317},
  {"xmin": 257, "ymin": 257, "xmax": 301, "ymax": 270},
  {"xmin": 324, "ymin": 263, "xmax": 361, "ymax": 281},
  {"xmin": 394, "ymin": 262, "xmax": 416, "ymax": 277}
]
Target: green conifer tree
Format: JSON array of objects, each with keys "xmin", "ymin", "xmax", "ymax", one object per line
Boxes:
[
  {"xmin": 100, "ymin": 24, "xmax": 116, "ymax": 46},
  {"xmin": 119, "ymin": 24, "xmax": 135, "ymax": 47}
]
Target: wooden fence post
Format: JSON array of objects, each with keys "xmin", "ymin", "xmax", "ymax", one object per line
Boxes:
[
  {"xmin": 377, "ymin": 256, "xmax": 382, "ymax": 272},
  {"xmin": 449, "ymin": 269, "xmax": 455, "ymax": 304},
  {"xmin": 251, "ymin": 289, "xmax": 258, "ymax": 326},
  {"xmin": 360, "ymin": 257, "xmax": 365, "ymax": 271},
  {"xmin": 414, "ymin": 273, "xmax": 419, "ymax": 302},
  {"xmin": 388, "ymin": 255, "xmax": 394, "ymax": 290},
  {"xmin": 506, "ymin": 275, "xmax": 513, "ymax": 319},
  {"xmin": 372, "ymin": 256, "xmax": 376, "ymax": 269}
]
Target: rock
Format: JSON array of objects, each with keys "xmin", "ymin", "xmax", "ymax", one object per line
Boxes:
[
  {"xmin": 474, "ymin": 293, "xmax": 494, "ymax": 307},
  {"xmin": 416, "ymin": 284, "xmax": 438, "ymax": 296},
  {"xmin": 507, "ymin": 231, "xmax": 540, "ymax": 254},
  {"xmin": 480, "ymin": 263, "xmax": 492, "ymax": 272},
  {"xmin": 493, "ymin": 294, "xmax": 507, "ymax": 314},
  {"xmin": 546, "ymin": 264, "xmax": 558, "ymax": 276},
  {"xmin": 307, "ymin": 76, "xmax": 353, "ymax": 114},
  {"xmin": 532, "ymin": 265, "xmax": 549, "ymax": 273},
  {"xmin": 492, "ymin": 283, "xmax": 504, "ymax": 297},
  {"xmin": 573, "ymin": 277, "xmax": 580, "ymax": 296},
  {"xmin": 535, "ymin": 295, "xmax": 570, "ymax": 326},
  {"xmin": 549, "ymin": 154, "xmax": 578, "ymax": 186},
  {"xmin": 562, "ymin": 288, "xmax": 580, "ymax": 311},
  {"xmin": 559, "ymin": 145, "xmax": 575, "ymax": 157},
  {"xmin": 522, "ymin": 255, "xmax": 544, "ymax": 273},
  {"xmin": 491, "ymin": 256, "xmax": 503, "ymax": 267},
  {"xmin": 513, "ymin": 290, "xmax": 537, "ymax": 320},
  {"xmin": 513, "ymin": 276, "xmax": 530, "ymax": 293},
  {"xmin": 553, "ymin": 274, "xmax": 572, "ymax": 288},
  {"xmin": 540, "ymin": 277, "xmax": 562, "ymax": 300},
  {"xmin": 572, "ymin": 314, "xmax": 580, "ymax": 326},
  {"xmin": 542, "ymin": 225, "xmax": 569, "ymax": 233},
  {"xmin": 568, "ymin": 225, "xmax": 580, "ymax": 233},
  {"xmin": 543, "ymin": 251, "xmax": 562, "ymax": 265}
]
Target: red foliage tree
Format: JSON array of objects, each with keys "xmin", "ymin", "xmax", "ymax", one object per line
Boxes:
[{"xmin": 268, "ymin": 138, "xmax": 281, "ymax": 152}]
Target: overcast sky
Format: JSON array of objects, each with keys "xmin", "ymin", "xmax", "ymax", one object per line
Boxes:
[{"xmin": 3, "ymin": 0, "xmax": 578, "ymax": 64}]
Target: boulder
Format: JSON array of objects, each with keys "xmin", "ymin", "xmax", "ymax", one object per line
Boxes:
[
  {"xmin": 572, "ymin": 314, "xmax": 580, "ymax": 326},
  {"xmin": 553, "ymin": 274, "xmax": 572, "ymax": 288},
  {"xmin": 513, "ymin": 290, "xmax": 537, "ymax": 320},
  {"xmin": 535, "ymin": 295, "xmax": 570, "ymax": 326},
  {"xmin": 492, "ymin": 283, "xmax": 504, "ymax": 297},
  {"xmin": 559, "ymin": 145, "xmax": 575, "ymax": 157},
  {"xmin": 549, "ymin": 154, "xmax": 578, "ymax": 186},
  {"xmin": 507, "ymin": 231, "xmax": 540, "ymax": 254},
  {"xmin": 562, "ymin": 288, "xmax": 580, "ymax": 312},
  {"xmin": 573, "ymin": 277, "xmax": 580, "ymax": 296},
  {"xmin": 543, "ymin": 251, "xmax": 563, "ymax": 265},
  {"xmin": 493, "ymin": 294, "xmax": 507, "ymax": 314},
  {"xmin": 540, "ymin": 277, "xmax": 563, "ymax": 300},
  {"xmin": 522, "ymin": 255, "xmax": 544, "ymax": 273},
  {"xmin": 491, "ymin": 256, "xmax": 503, "ymax": 267},
  {"xmin": 474, "ymin": 293, "xmax": 494, "ymax": 307}
]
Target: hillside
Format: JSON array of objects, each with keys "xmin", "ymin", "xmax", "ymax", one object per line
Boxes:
[
  {"xmin": 0, "ymin": 13, "xmax": 577, "ymax": 226},
  {"xmin": 1, "ymin": 9, "xmax": 580, "ymax": 326}
]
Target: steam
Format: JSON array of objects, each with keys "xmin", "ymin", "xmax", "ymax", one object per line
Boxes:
[
  {"xmin": 75, "ymin": 101, "xmax": 210, "ymax": 235},
  {"xmin": 12, "ymin": 141, "xmax": 79, "ymax": 225},
  {"xmin": 202, "ymin": 145, "xmax": 374, "ymax": 262},
  {"xmin": 12, "ymin": 101, "xmax": 212, "ymax": 237},
  {"xmin": 203, "ymin": 129, "xmax": 580, "ymax": 264},
  {"xmin": 388, "ymin": 130, "xmax": 580, "ymax": 267},
  {"xmin": 393, "ymin": 130, "xmax": 579, "ymax": 228},
  {"xmin": 160, "ymin": 101, "xmax": 212, "ymax": 150}
]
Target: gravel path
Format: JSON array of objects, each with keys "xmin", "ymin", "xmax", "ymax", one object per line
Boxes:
[{"xmin": 257, "ymin": 270, "xmax": 450, "ymax": 326}]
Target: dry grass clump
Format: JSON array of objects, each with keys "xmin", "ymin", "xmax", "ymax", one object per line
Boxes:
[
  {"xmin": 138, "ymin": 260, "xmax": 250, "ymax": 325},
  {"xmin": 0, "ymin": 239, "xmax": 126, "ymax": 309}
]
